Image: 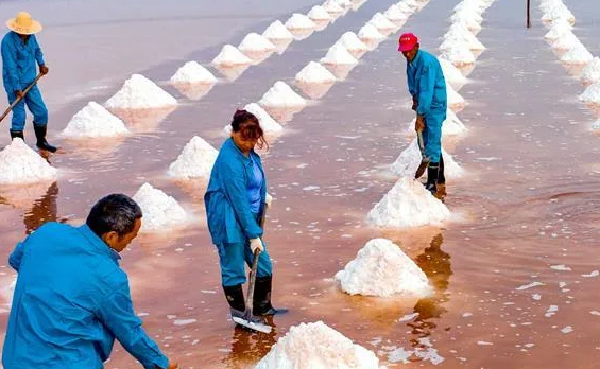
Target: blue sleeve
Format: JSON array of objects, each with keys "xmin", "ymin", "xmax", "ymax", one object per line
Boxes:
[
  {"xmin": 96, "ymin": 275, "xmax": 169, "ymax": 369},
  {"xmin": 33, "ymin": 36, "xmax": 45, "ymax": 66},
  {"xmin": 407, "ymin": 67, "xmax": 416, "ymax": 97},
  {"xmin": 8, "ymin": 237, "xmax": 31, "ymax": 271},
  {"xmin": 221, "ymin": 159, "xmax": 263, "ymax": 240},
  {"xmin": 416, "ymin": 63, "xmax": 436, "ymax": 116},
  {"xmin": 1, "ymin": 37, "xmax": 20, "ymax": 90}
]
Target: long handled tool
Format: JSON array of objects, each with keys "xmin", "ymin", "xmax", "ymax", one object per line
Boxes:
[
  {"xmin": 0, "ymin": 74, "xmax": 43, "ymax": 124},
  {"xmin": 414, "ymin": 126, "xmax": 429, "ymax": 179}
]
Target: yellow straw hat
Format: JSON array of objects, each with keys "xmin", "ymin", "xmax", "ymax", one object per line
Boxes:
[{"xmin": 6, "ymin": 12, "xmax": 42, "ymax": 35}]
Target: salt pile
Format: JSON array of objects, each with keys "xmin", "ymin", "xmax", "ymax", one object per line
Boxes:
[
  {"xmin": 440, "ymin": 45, "xmax": 476, "ymax": 67},
  {"xmin": 393, "ymin": 1, "xmax": 415, "ymax": 15},
  {"xmin": 453, "ymin": 17, "xmax": 482, "ymax": 33},
  {"xmin": 211, "ymin": 45, "xmax": 252, "ymax": 67},
  {"xmin": 254, "ymin": 321, "xmax": 382, "ymax": 369},
  {"xmin": 259, "ymin": 81, "xmax": 307, "ymax": 108},
  {"xmin": 262, "ymin": 20, "xmax": 295, "ymax": 40},
  {"xmin": 358, "ymin": 23, "xmax": 385, "ymax": 40},
  {"xmin": 442, "ymin": 30, "xmax": 485, "ymax": 51},
  {"xmin": 579, "ymin": 83, "xmax": 600, "ymax": 104},
  {"xmin": 447, "ymin": 84, "xmax": 466, "ymax": 109},
  {"xmin": 308, "ymin": 5, "xmax": 331, "ymax": 20},
  {"xmin": 542, "ymin": 4, "xmax": 575, "ymax": 24},
  {"xmin": 450, "ymin": 9, "xmax": 483, "ymax": 24},
  {"xmin": 132, "ymin": 182, "xmax": 188, "ymax": 232},
  {"xmin": 285, "ymin": 14, "xmax": 316, "ymax": 30},
  {"xmin": 295, "ymin": 61, "xmax": 338, "ymax": 84},
  {"xmin": 167, "ymin": 136, "xmax": 219, "ymax": 179},
  {"xmin": 335, "ymin": 239, "xmax": 433, "ymax": 298},
  {"xmin": 238, "ymin": 33, "xmax": 276, "ymax": 53},
  {"xmin": 443, "ymin": 109, "xmax": 468, "ymax": 136},
  {"xmin": 62, "ymin": 102, "xmax": 129, "ymax": 138},
  {"xmin": 367, "ymin": 13, "xmax": 397, "ymax": 31},
  {"xmin": 544, "ymin": 19, "xmax": 572, "ymax": 40},
  {"xmin": 391, "ymin": 139, "xmax": 464, "ymax": 179},
  {"xmin": 105, "ymin": 74, "xmax": 177, "ymax": 110},
  {"xmin": 551, "ymin": 32, "xmax": 580, "ymax": 50},
  {"xmin": 321, "ymin": 44, "xmax": 359, "ymax": 65},
  {"xmin": 335, "ymin": 32, "xmax": 367, "ymax": 53},
  {"xmin": 170, "ymin": 61, "xmax": 218, "ymax": 85},
  {"xmin": 0, "ymin": 139, "xmax": 57, "ymax": 184},
  {"xmin": 440, "ymin": 57, "xmax": 468, "ymax": 90},
  {"xmin": 592, "ymin": 120, "xmax": 600, "ymax": 130},
  {"xmin": 561, "ymin": 45, "xmax": 593, "ymax": 64},
  {"xmin": 242, "ymin": 103, "xmax": 283, "ymax": 133},
  {"xmin": 384, "ymin": 5, "xmax": 409, "ymax": 22},
  {"xmin": 323, "ymin": 0, "xmax": 345, "ymax": 14},
  {"xmin": 366, "ymin": 177, "xmax": 451, "ymax": 228},
  {"xmin": 581, "ymin": 57, "xmax": 600, "ymax": 85}
]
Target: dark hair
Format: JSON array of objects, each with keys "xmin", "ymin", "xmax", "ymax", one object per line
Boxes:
[
  {"xmin": 86, "ymin": 194, "xmax": 142, "ymax": 238},
  {"xmin": 231, "ymin": 109, "xmax": 268, "ymax": 150}
]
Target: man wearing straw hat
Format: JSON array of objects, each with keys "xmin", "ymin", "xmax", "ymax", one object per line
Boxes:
[{"xmin": 2, "ymin": 12, "xmax": 56, "ymax": 152}]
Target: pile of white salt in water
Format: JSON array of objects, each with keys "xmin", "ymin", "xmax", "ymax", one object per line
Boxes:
[
  {"xmin": 167, "ymin": 136, "xmax": 219, "ymax": 180},
  {"xmin": 259, "ymin": 81, "xmax": 307, "ymax": 108},
  {"xmin": 295, "ymin": 61, "xmax": 338, "ymax": 84},
  {"xmin": 132, "ymin": 182, "xmax": 188, "ymax": 232},
  {"xmin": 170, "ymin": 61, "xmax": 218, "ymax": 85},
  {"xmin": 211, "ymin": 45, "xmax": 252, "ymax": 67},
  {"xmin": 105, "ymin": 74, "xmax": 177, "ymax": 110},
  {"xmin": 0, "ymin": 139, "xmax": 57, "ymax": 184},
  {"xmin": 62, "ymin": 102, "xmax": 129, "ymax": 138}
]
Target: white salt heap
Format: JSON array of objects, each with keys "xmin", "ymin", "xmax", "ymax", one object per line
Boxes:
[
  {"xmin": 442, "ymin": 29, "xmax": 485, "ymax": 51},
  {"xmin": 0, "ymin": 139, "xmax": 57, "ymax": 184},
  {"xmin": 391, "ymin": 139, "xmax": 463, "ymax": 179},
  {"xmin": 170, "ymin": 61, "xmax": 218, "ymax": 85},
  {"xmin": 259, "ymin": 81, "xmax": 307, "ymax": 108},
  {"xmin": 167, "ymin": 136, "xmax": 218, "ymax": 179},
  {"xmin": 579, "ymin": 83, "xmax": 600, "ymax": 104},
  {"xmin": 581, "ymin": 57, "xmax": 600, "ymax": 85},
  {"xmin": 335, "ymin": 32, "xmax": 367, "ymax": 53},
  {"xmin": 544, "ymin": 19, "xmax": 572, "ymax": 40},
  {"xmin": 439, "ymin": 57, "xmax": 468, "ymax": 90},
  {"xmin": 366, "ymin": 177, "xmax": 451, "ymax": 228},
  {"xmin": 285, "ymin": 14, "xmax": 316, "ymax": 30},
  {"xmin": 335, "ymin": 239, "xmax": 433, "ymax": 298},
  {"xmin": 238, "ymin": 33, "xmax": 276, "ymax": 53},
  {"xmin": 133, "ymin": 182, "xmax": 188, "ymax": 232},
  {"xmin": 443, "ymin": 109, "xmax": 468, "ymax": 136},
  {"xmin": 358, "ymin": 23, "xmax": 385, "ymax": 40},
  {"xmin": 447, "ymin": 84, "xmax": 465, "ymax": 108},
  {"xmin": 321, "ymin": 44, "xmax": 359, "ymax": 65},
  {"xmin": 62, "ymin": 102, "xmax": 129, "ymax": 138},
  {"xmin": 295, "ymin": 61, "xmax": 338, "ymax": 84},
  {"xmin": 262, "ymin": 20, "xmax": 295, "ymax": 40},
  {"xmin": 453, "ymin": 17, "xmax": 482, "ymax": 33},
  {"xmin": 551, "ymin": 32, "xmax": 581, "ymax": 50},
  {"xmin": 384, "ymin": 6, "xmax": 409, "ymax": 22},
  {"xmin": 440, "ymin": 45, "xmax": 476, "ymax": 66},
  {"xmin": 450, "ymin": 9, "xmax": 483, "ymax": 24},
  {"xmin": 368, "ymin": 13, "xmax": 398, "ymax": 31},
  {"xmin": 105, "ymin": 74, "xmax": 177, "ymax": 110},
  {"xmin": 308, "ymin": 5, "xmax": 331, "ymax": 20},
  {"xmin": 243, "ymin": 103, "xmax": 283, "ymax": 133},
  {"xmin": 323, "ymin": 0, "xmax": 345, "ymax": 14},
  {"xmin": 394, "ymin": 1, "xmax": 415, "ymax": 15},
  {"xmin": 211, "ymin": 45, "xmax": 252, "ymax": 67},
  {"xmin": 255, "ymin": 321, "xmax": 382, "ymax": 369},
  {"xmin": 560, "ymin": 45, "xmax": 593, "ymax": 64},
  {"xmin": 542, "ymin": 4, "xmax": 575, "ymax": 24}
]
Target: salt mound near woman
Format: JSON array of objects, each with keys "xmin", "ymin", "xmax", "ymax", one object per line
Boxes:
[
  {"xmin": 391, "ymin": 139, "xmax": 464, "ymax": 179},
  {"xmin": 168, "ymin": 137, "xmax": 219, "ymax": 179},
  {"xmin": 0, "ymin": 139, "xmax": 57, "ymax": 184},
  {"xmin": 133, "ymin": 182, "xmax": 189, "ymax": 232}
]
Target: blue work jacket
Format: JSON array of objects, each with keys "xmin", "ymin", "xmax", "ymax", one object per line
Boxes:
[
  {"xmin": 2, "ymin": 223, "xmax": 169, "ymax": 369},
  {"xmin": 205, "ymin": 138, "xmax": 266, "ymax": 245},
  {"xmin": 1, "ymin": 31, "xmax": 45, "ymax": 93},
  {"xmin": 406, "ymin": 49, "xmax": 447, "ymax": 117}
]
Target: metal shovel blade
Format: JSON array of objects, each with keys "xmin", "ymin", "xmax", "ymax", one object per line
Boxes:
[{"xmin": 232, "ymin": 316, "xmax": 273, "ymax": 334}]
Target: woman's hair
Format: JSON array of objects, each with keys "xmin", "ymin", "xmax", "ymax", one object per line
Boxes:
[{"xmin": 231, "ymin": 109, "xmax": 268, "ymax": 150}]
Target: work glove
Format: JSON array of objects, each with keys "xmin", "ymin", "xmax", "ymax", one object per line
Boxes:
[
  {"xmin": 265, "ymin": 193, "xmax": 273, "ymax": 208},
  {"xmin": 250, "ymin": 238, "xmax": 264, "ymax": 253}
]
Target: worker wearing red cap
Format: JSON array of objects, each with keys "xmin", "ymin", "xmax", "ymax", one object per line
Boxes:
[{"xmin": 398, "ymin": 33, "xmax": 447, "ymax": 198}]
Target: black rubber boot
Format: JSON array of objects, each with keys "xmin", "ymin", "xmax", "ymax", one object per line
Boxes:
[
  {"xmin": 223, "ymin": 284, "xmax": 245, "ymax": 319},
  {"xmin": 33, "ymin": 125, "xmax": 57, "ymax": 153},
  {"xmin": 425, "ymin": 162, "xmax": 440, "ymax": 195},
  {"xmin": 10, "ymin": 130, "xmax": 23, "ymax": 141},
  {"xmin": 253, "ymin": 276, "xmax": 289, "ymax": 316},
  {"xmin": 438, "ymin": 154, "xmax": 446, "ymax": 185}
]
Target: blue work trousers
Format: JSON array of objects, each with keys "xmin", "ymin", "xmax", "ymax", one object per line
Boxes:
[
  {"xmin": 423, "ymin": 110, "xmax": 446, "ymax": 163},
  {"xmin": 6, "ymin": 85, "xmax": 48, "ymax": 130},
  {"xmin": 217, "ymin": 239, "xmax": 273, "ymax": 287}
]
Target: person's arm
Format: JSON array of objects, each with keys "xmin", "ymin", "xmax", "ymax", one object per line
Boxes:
[
  {"xmin": 33, "ymin": 36, "xmax": 45, "ymax": 67},
  {"xmin": 8, "ymin": 239, "xmax": 28, "ymax": 272},
  {"xmin": 1, "ymin": 38, "xmax": 21, "ymax": 91},
  {"xmin": 96, "ymin": 275, "xmax": 171, "ymax": 369},
  {"xmin": 416, "ymin": 64, "xmax": 436, "ymax": 117}
]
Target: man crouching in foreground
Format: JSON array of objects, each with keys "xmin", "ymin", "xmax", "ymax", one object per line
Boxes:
[{"xmin": 2, "ymin": 194, "xmax": 178, "ymax": 369}]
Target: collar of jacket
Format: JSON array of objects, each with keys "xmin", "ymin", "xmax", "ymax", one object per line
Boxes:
[
  {"xmin": 225, "ymin": 137, "xmax": 257, "ymax": 167},
  {"xmin": 77, "ymin": 224, "xmax": 122, "ymax": 262},
  {"xmin": 409, "ymin": 49, "xmax": 422, "ymax": 66}
]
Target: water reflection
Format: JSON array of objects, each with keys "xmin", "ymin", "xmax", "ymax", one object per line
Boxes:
[
  {"xmin": 173, "ymin": 82, "xmax": 216, "ymax": 101},
  {"xmin": 222, "ymin": 321, "xmax": 277, "ymax": 368}
]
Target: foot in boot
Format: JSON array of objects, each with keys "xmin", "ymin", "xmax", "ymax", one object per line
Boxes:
[
  {"xmin": 223, "ymin": 284, "xmax": 245, "ymax": 312},
  {"xmin": 10, "ymin": 130, "xmax": 23, "ymax": 141},
  {"xmin": 425, "ymin": 182, "xmax": 437, "ymax": 195},
  {"xmin": 33, "ymin": 125, "xmax": 57, "ymax": 153},
  {"xmin": 253, "ymin": 276, "xmax": 289, "ymax": 316}
]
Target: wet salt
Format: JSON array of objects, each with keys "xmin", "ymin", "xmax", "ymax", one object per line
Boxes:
[
  {"xmin": 238, "ymin": 33, "xmax": 276, "ymax": 53},
  {"xmin": 560, "ymin": 45, "xmax": 593, "ymax": 64},
  {"xmin": 321, "ymin": 44, "xmax": 359, "ymax": 65},
  {"xmin": 259, "ymin": 81, "xmax": 307, "ymax": 108},
  {"xmin": 335, "ymin": 32, "xmax": 367, "ymax": 52},
  {"xmin": 133, "ymin": 182, "xmax": 188, "ymax": 232},
  {"xmin": 323, "ymin": 0, "xmax": 345, "ymax": 14},
  {"xmin": 308, "ymin": 5, "xmax": 331, "ymax": 20},
  {"xmin": 167, "ymin": 136, "xmax": 218, "ymax": 179},
  {"xmin": 295, "ymin": 61, "xmax": 338, "ymax": 84},
  {"xmin": 170, "ymin": 61, "xmax": 218, "ymax": 85},
  {"xmin": 105, "ymin": 74, "xmax": 177, "ymax": 110},
  {"xmin": 579, "ymin": 82, "xmax": 600, "ymax": 104},
  {"xmin": 285, "ymin": 14, "xmax": 316, "ymax": 30},
  {"xmin": 358, "ymin": 23, "xmax": 385, "ymax": 40},
  {"xmin": 335, "ymin": 239, "xmax": 433, "ymax": 297},
  {"xmin": 62, "ymin": 102, "xmax": 129, "ymax": 138},
  {"xmin": 440, "ymin": 57, "xmax": 468, "ymax": 90},
  {"xmin": 211, "ymin": 45, "xmax": 252, "ymax": 67},
  {"xmin": 366, "ymin": 177, "xmax": 451, "ymax": 229},
  {"xmin": 367, "ymin": 13, "xmax": 397, "ymax": 31},
  {"xmin": 255, "ymin": 321, "xmax": 382, "ymax": 369},
  {"xmin": 262, "ymin": 20, "xmax": 295, "ymax": 40},
  {"xmin": 0, "ymin": 139, "xmax": 57, "ymax": 184},
  {"xmin": 580, "ymin": 57, "xmax": 600, "ymax": 85},
  {"xmin": 440, "ymin": 45, "xmax": 476, "ymax": 66}
]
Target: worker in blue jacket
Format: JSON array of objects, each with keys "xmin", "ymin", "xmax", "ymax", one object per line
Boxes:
[
  {"xmin": 1, "ymin": 12, "xmax": 56, "ymax": 152},
  {"xmin": 2, "ymin": 194, "xmax": 178, "ymax": 369},
  {"xmin": 399, "ymin": 33, "xmax": 447, "ymax": 197},
  {"xmin": 205, "ymin": 109, "xmax": 285, "ymax": 321}
]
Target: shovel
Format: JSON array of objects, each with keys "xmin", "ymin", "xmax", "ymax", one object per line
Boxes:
[
  {"xmin": 414, "ymin": 126, "xmax": 429, "ymax": 179},
  {"xmin": 0, "ymin": 74, "xmax": 43, "ymax": 124}
]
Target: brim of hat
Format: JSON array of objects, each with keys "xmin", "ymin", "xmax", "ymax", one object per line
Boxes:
[
  {"xmin": 6, "ymin": 19, "xmax": 42, "ymax": 35},
  {"xmin": 398, "ymin": 45, "xmax": 414, "ymax": 52}
]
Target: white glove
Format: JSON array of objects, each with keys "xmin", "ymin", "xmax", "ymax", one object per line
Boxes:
[
  {"xmin": 265, "ymin": 193, "xmax": 273, "ymax": 208},
  {"xmin": 250, "ymin": 238, "xmax": 264, "ymax": 253}
]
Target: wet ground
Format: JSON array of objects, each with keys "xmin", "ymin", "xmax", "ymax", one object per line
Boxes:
[{"xmin": 1, "ymin": 0, "xmax": 599, "ymax": 368}]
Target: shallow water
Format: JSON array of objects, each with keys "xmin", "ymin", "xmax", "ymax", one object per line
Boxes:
[{"xmin": 1, "ymin": 0, "xmax": 599, "ymax": 368}]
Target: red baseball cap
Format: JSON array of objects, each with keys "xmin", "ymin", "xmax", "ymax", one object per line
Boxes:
[{"xmin": 398, "ymin": 33, "xmax": 418, "ymax": 52}]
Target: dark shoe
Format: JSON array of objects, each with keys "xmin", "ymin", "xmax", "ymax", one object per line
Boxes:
[
  {"xmin": 33, "ymin": 125, "xmax": 57, "ymax": 153},
  {"xmin": 223, "ymin": 284, "xmax": 245, "ymax": 317},
  {"xmin": 10, "ymin": 130, "xmax": 23, "ymax": 140},
  {"xmin": 425, "ymin": 162, "xmax": 440, "ymax": 195},
  {"xmin": 253, "ymin": 276, "xmax": 289, "ymax": 316}
]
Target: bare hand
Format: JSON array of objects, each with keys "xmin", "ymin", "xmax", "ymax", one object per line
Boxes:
[
  {"xmin": 167, "ymin": 362, "xmax": 179, "ymax": 369},
  {"xmin": 39, "ymin": 65, "xmax": 49, "ymax": 75},
  {"xmin": 15, "ymin": 90, "xmax": 24, "ymax": 99},
  {"xmin": 411, "ymin": 96, "xmax": 417, "ymax": 111},
  {"xmin": 415, "ymin": 115, "xmax": 425, "ymax": 131}
]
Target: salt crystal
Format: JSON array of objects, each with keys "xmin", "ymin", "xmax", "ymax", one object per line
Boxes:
[
  {"xmin": 62, "ymin": 102, "xmax": 129, "ymax": 138},
  {"xmin": 358, "ymin": 23, "xmax": 385, "ymax": 40},
  {"xmin": 440, "ymin": 45, "xmax": 476, "ymax": 67},
  {"xmin": 295, "ymin": 61, "xmax": 338, "ymax": 84},
  {"xmin": 255, "ymin": 321, "xmax": 381, "ymax": 369},
  {"xmin": 366, "ymin": 177, "xmax": 451, "ymax": 229},
  {"xmin": 323, "ymin": 0, "xmax": 345, "ymax": 14},
  {"xmin": 440, "ymin": 57, "xmax": 468, "ymax": 90},
  {"xmin": 170, "ymin": 61, "xmax": 218, "ymax": 85},
  {"xmin": 551, "ymin": 32, "xmax": 581, "ymax": 50},
  {"xmin": 133, "ymin": 182, "xmax": 188, "ymax": 232},
  {"xmin": 211, "ymin": 45, "xmax": 252, "ymax": 67},
  {"xmin": 262, "ymin": 20, "xmax": 295, "ymax": 40},
  {"xmin": 544, "ymin": 19, "xmax": 573, "ymax": 40},
  {"xmin": 105, "ymin": 74, "xmax": 177, "ymax": 110},
  {"xmin": 550, "ymin": 264, "xmax": 571, "ymax": 271},
  {"xmin": 173, "ymin": 319, "xmax": 197, "ymax": 326},
  {"xmin": 285, "ymin": 14, "xmax": 316, "ymax": 30},
  {"xmin": 0, "ymin": 139, "xmax": 57, "ymax": 184},
  {"xmin": 579, "ymin": 82, "xmax": 600, "ymax": 104},
  {"xmin": 580, "ymin": 57, "xmax": 600, "ymax": 85},
  {"xmin": 593, "ymin": 120, "xmax": 600, "ymax": 130},
  {"xmin": 335, "ymin": 32, "xmax": 367, "ymax": 52},
  {"xmin": 238, "ymin": 33, "xmax": 276, "ymax": 53},
  {"xmin": 308, "ymin": 5, "xmax": 331, "ymax": 20},
  {"xmin": 391, "ymin": 139, "xmax": 463, "ymax": 179},
  {"xmin": 321, "ymin": 44, "xmax": 359, "ymax": 65},
  {"xmin": 545, "ymin": 305, "xmax": 559, "ymax": 317},
  {"xmin": 516, "ymin": 281, "xmax": 545, "ymax": 290},
  {"xmin": 532, "ymin": 294, "xmax": 542, "ymax": 300},
  {"xmin": 560, "ymin": 45, "xmax": 593, "ymax": 65},
  {"xmin": 582, "ymin": 270, "xmax": 600, "ymax": 278},
  {"xmin": 477, "ymin": 341, "xmax": 494, "ymax": 346},
  {"xmin": 561, "ymin": 326, "xmax": 573, "ymax": 334},
  {"xmin": 259, "ymin": 81, "xmax": 307, "ymax": 108},
  {"xmin": 388, "ymin": 348, "xmax": 413, "ymax": 364},
  {"xmin": 335, "ymin": 239, "xmax": 433, "ymax": 297},
  {"xmin": 367, "ymin": 13, "xmax": 397, "ymax": 31},
  {"xmin": 167, "ymin": 136, "xmax": 218, "ymax": 179},
  {"xmin": 447, "ymin": 84, "xmax": 465, "ymax": 108}
]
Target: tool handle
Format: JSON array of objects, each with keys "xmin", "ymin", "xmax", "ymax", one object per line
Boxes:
[
  {"xmin": 244, "ymin": 247, "xmax": 261, "ymax": 318},
  {"xmin": 416, "ymin": 126, "xmax": 425, "ymax": 154},
  {"xmin": 0, "ymin": 73, "xmax": 43, "ymax": 124}
]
